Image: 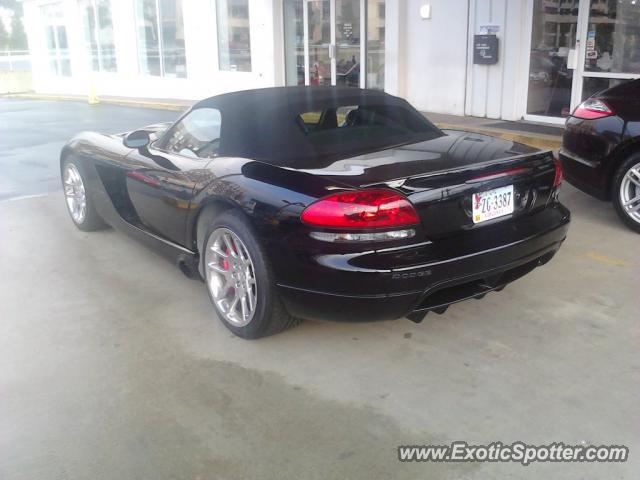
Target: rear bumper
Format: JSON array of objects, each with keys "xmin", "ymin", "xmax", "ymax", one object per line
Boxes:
[
  {"xmin": 276, "ymin": 204, "xmax": 570, "ymax": 322},
  {"xmin": 559, "ymin": 114, "xmax": 625, "ymax": 201},
  {"xmin": 559, "ymin": 148, "xmax": 610, "ymax": 200}
]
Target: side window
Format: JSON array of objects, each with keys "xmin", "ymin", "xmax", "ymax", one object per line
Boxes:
[
  {"xmin": 296, "ymin": 105, "xmax": 425, "ymax": 135},
  {"xmin": 296, "ymin": 106, "xmax": 362, "ymax": 133},
  {"xmin": 159, "ymin": 108, "xmax": 222, "ymax": 159},
  {"xmin": 336, "ymin": 106, "xmax": 358, "ymax": 127},
  {"xmin": 298, "ymin": 111, "xmax": 323, "ymax": 133}
]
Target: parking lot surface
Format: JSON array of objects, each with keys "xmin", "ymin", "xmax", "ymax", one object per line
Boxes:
[
  {"xmin": 1, "ymin": 99, "xmax": 638, "ymax": 479},
  {"xmin": 0, "ymin": 99, "xmax": 181, "ymax": 201}
]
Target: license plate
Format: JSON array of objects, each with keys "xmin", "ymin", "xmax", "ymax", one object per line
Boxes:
[{"xmin": 472, "ymin": 185, "xmax": 514, "ymax": 224}]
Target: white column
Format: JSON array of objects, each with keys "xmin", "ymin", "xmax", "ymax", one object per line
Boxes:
[{"xmin": 384, "ymin": 0, "xmax": 405, "ymax": 96}]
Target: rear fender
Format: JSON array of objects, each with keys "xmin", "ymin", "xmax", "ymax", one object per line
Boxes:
[{"xmin": 605, "ymin": 136, "xmax": 640, "ymax": 197}]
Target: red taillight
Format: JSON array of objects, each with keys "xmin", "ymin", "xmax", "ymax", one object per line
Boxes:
[
  {"xmin": 301, "ymin": 189, "xmax": 420, "ymax": 229},
  {"xmin": 572, "ymin": 98, "xmax": 614, "ymax": 120},
  {"xmin": 553, "ymin": 156, "xmax": 563, "ymax": 188}
]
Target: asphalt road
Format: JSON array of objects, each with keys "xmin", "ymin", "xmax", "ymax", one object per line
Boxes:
[
  {"xmin": 0, "ymin": 99, "xmax": 182, "ymax": 201},
  {"xmin": 1, "ymin": 99, "xmax": 638, "ymax": 479}
]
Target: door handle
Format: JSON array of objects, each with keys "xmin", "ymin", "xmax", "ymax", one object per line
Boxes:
[
  {"xmin": 329, "ymin": 44, "xmax": 336, "ymax": 59},
  {"xmin": 567, "ymin": 39, "xmax": 580, "ymax": 70},
  {"xmin": 567, "ymin": 49, "xmax": 577, "ymax": 70}
]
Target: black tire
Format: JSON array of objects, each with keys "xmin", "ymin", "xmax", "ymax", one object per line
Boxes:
[
  {"xmin": 612, "ymin": 152, "xmax": 640, "ymax": 234},
  {"xmin": 61, "ymin": 158, "xmax": 107, "ymax": 232},
  {"xmin": 202, "ymin": 210, "xmax": 301, "ymax": 339}
]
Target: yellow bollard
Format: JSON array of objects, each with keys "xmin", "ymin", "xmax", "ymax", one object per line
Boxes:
[{"xmin": 88, "ymin": 82, "xmax": 100, "ymax": 105}]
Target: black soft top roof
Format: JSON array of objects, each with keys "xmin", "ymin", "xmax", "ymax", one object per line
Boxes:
[
  {"xmin": 192, "ymin": 86, "xmax": 441, "ymax": 167},
  {"xmin": 196, "ymin": 85, "xmax": 393, "ymax": 110}
]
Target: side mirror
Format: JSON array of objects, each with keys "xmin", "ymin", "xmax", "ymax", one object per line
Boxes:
[{"xmin": 123, "ymin": 130, "xmax": 151, "ymax": 149}]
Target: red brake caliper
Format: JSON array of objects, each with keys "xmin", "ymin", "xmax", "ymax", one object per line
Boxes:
[{"xmin": 222, "ymin": 243, "xmax": 230, "ymax": 271}]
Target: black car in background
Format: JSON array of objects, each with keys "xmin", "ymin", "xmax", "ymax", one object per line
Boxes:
[
  {"xmin": 560, "ymin": 79, "xmax": 640, "ymax": 233},
  {"xmin": 60, "ymin": 87, "xmax": 569, "ymax": 339}
]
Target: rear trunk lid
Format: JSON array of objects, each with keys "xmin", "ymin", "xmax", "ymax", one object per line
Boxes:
[{"xmin": 296, "ymin": 130, "xmax": 559, "ymax": 239}]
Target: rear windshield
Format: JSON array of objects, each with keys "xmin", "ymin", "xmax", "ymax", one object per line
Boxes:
[
  {"xmin": 284, "ymin": 104, "xmax": 440, "ymax": 164},
  {"xmin": 298, "ymin": 104, "xmax": 432, "ymax": 140}
]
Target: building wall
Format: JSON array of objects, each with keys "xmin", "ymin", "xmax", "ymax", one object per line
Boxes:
[
  {"xmin": 22, "ymin": 0, "xmax": 534, "ymax": 121},
  {"xmin": 396, "ymin": 0, "xmax": 470, "ymax": 116},
  {"xmin": 22, "ymin": 0, "xmax": 278, "ymax": 100},
  {"xmin": 389, "ymin": 0, "xmax": 531, "ymax": 120},
  {"xmin": 465, "ymin": 0, "xmax": 530, "ymax": 120}
]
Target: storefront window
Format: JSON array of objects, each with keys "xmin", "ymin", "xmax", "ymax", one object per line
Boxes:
[
  {"xmin": 136, "ymin": 0, "xmax": 161, "ymax": 76},
  {"xmin": 584, "ymin": 0, "xmax": 640, "ymax": 74},
  {"xmin": 283, "ymin": 0, "xmax": 304, "ymax": 85},
  {"xmin": 216, "ymin": 0, "xmax": 252, "ymax": 72},
  {"xmin": 526, "ymin": 0, "xmax": 577, "ymax": 117},
  {"xmin": 367, "ymin": 0, "xmax": 385, "ymax": 90},
  {"xmin": 135, "ymin": 0, "xmax": 186, "ymax": 78},
  {"xmin": 42, "ymin": 3, "xmax": 71, "ymax": 77},
  {"xmin": 80, "ymin": 0, "xmax": 117, "ymax": 72}
]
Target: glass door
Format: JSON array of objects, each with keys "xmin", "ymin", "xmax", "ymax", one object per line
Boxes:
[
  {"xmin": 526, "ymin": 0, "xmax": 640, "ymax": 123},
  {"xmin": 574, "ymin": 0, "xmax": 640, "ymax": 102},
  {"xmin": 525, "ymin": 0, "xmax": 581, "ymax": 121},
  {"xmin": 301, "ymin": 0, "xmax": 362, "ymax": 87},
  {"xmin": 284, "ymin": 0, "xmax": 385, "ymax": 89},
  {"xmin": 335, "ymin": 0, "xmax": 361, "ymax": 87},
  {"xmin": 306, "ymin": 0, "xmax": 332, "ymax": 85},
  {"xmin": 283, "ymin": 0, "xmax": 305, "ymax": 85}
]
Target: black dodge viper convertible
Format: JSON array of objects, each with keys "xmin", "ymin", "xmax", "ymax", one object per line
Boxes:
[{"xmin": 61, "ymin": 87, "xmax": 570, "ymax": 338}]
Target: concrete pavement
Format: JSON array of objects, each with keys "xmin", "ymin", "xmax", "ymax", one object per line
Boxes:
[
  {"xmin": 426, "ymin": 111, "xmax": 563, "ymax": 151},
  {"xmin": 1, "ymin": 99, "xmax": 638, "ymax": 479},
  {"xmin": 0, "ymin": 99, "xmax": 180, "ymax": 201}
]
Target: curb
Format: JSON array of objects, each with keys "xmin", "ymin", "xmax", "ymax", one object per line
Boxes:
[{"xmin": 2, "ymin": 92, "xmax": 190, "ymax": 111}]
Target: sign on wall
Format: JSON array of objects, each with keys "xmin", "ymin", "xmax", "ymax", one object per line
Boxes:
[
  {"xmin": 479, "ymin": 24, "xmax": 500, "ymax": 35},
  {"xmin": 473, "ymin": 35, "xmax": 499, "ymax": 65}
]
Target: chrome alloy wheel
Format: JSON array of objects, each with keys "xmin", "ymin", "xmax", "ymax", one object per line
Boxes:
[
  {"xmin": 63, "ymin": 163, "xmax": 87, "ymax": 224},
  {"xmin": 620, "ymin": 161, "xmax": 640, "ymax": 224},
  {"xmin": 205, "ymin": 228, "xmax": 258, "ymax": 327}
]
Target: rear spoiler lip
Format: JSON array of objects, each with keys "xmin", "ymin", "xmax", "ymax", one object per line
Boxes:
[
  {"xmin": 362, "ymin": 150, "xmax": 554, "ymax": 188},
  {"xmin": 466, "ymin": 166, "xmax": 531, "ymax": 184}
]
